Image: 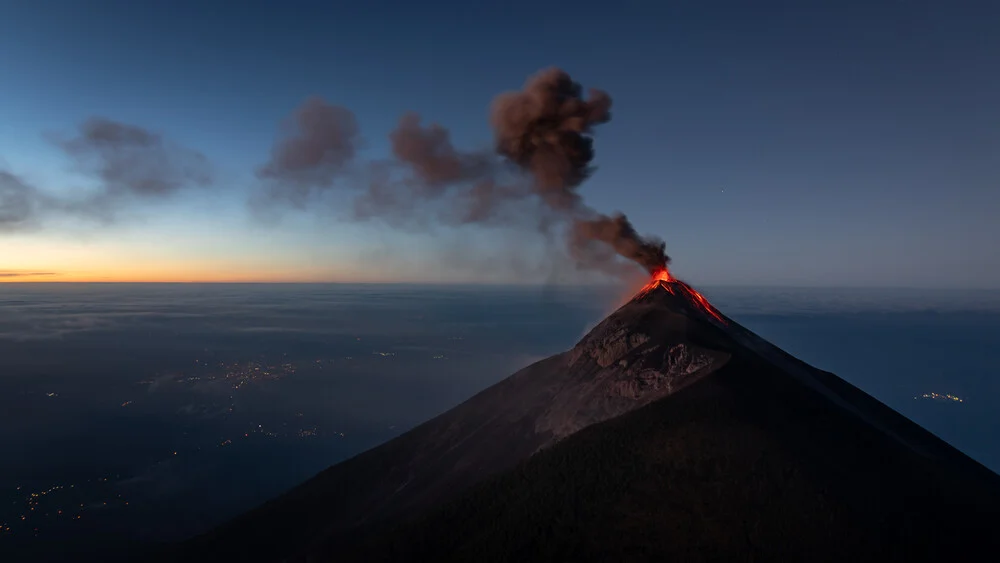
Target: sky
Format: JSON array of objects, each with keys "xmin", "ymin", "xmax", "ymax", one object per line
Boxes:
[{"xmin": 0, "ymin": 0, "xmax": 997, "ymax": 287}]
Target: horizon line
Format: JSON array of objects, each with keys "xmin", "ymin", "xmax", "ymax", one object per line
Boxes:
[{"xmin": 2, "ymin": 280, "xmax": 998, "ymax": 291}]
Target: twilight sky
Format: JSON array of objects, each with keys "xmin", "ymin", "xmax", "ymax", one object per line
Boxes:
[{"xmin": 1, "ymin": 0, "xmax": 997, "ymax": 287}]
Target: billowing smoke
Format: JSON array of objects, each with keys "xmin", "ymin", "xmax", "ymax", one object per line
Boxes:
[
  {"xmin": 390, "ymin": 113, "xmax": 492, "ymax": 190},
  {"xmin": 257, "ymin": 97, "xmax": 359, "ymax": 207},
  {"xmin": 260, "ymin": 67, "xmax": 668, "ymax": 276},
  {"xmin": 351, "ymin": 114, "xmax": 513, "ymax": 226},
  {"xmin": 491, "ymin": 67, "xmax": 611, "ymax": 208},
  {"xmin": 489, "ymin": 68, "xmax": 667, "ymax": 273},
  {"xmin": 571, "ymin": 214, "xmax": 668, "ymax": 274}
]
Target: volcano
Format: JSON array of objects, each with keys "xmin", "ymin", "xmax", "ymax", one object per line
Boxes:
[{"xmin": 166, "ymin": 274, "xmax": 1000, "ymax": 562}]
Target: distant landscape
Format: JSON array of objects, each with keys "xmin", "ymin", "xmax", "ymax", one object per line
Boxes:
[{"xmin": 1, "ymin": 283, "xmax": 998, "ymax": 560}]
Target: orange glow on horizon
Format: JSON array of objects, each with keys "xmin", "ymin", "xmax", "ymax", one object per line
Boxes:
[
  {"xmin": 0, "ymin": 268, "xmax": 378, "ymax": 284},
  {"xmin": 1, "ymin": 240, "xmax": 380, "ymax": 283}
]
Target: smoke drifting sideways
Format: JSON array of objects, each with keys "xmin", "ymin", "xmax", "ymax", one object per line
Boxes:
[
  {"xmin": 0, "ymin": 170, "xmax": 49, "ymax": 232},
  {"xmin": 0, "ymin": 118, "xmax": 212, "ymax": 230},
  {"xmin": 257, "ymin": 97, "xmax": 360, "ymax": 209},
  {"xmin": 258, "ymin": 67, "xmax": 668, "ymax": 276}
]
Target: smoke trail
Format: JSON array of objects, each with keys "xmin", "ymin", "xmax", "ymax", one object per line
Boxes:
[
  {"xmin": 260, "ymin": 68, "xmax": 668, "ymax": 276},
  {"xmin": 390, "ymin": 113, "xmax": 492, "ymax": 191},
  {"xmin": 1, "ymin": 119, "xmax": 213, "ymax": 231},
  {"xmin": 257, "ymin": 97, "xmax": 359, "ymax": 207},
  {"xmin": 0, "ymin": 170, "xmax": 45, "ymax": 232},
  {"xmin": 570, "ymin": 213, "xmax": 669, "ymax": 274},
  {"xmin": 55, "ymin": 118, "xmax": 212, "ymax": 198},
  {"xmin": 489, "ymin": 68, "xmax": 667, "ymax": 272}
]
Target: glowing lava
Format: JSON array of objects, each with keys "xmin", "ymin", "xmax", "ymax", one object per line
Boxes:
[
  {"xmin": 639, "ymin": 268, "xmax": 726, "ymax": 324},
  {"xmin": 641, "ymin": 267, "xmax": 674, "ymax": 290}
]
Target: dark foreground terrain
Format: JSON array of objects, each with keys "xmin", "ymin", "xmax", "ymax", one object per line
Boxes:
[
  {"xmin": 161, "ymin": 281, "xmax": 1000, "ymax": 562},
  {"xmin": 340, "ymin": 353, "xmax": 1000, "ymax": 562}
]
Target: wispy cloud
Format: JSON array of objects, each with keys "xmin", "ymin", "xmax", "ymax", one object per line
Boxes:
[
  {"xmin": 0, "ymin": 271, "xmax": 59, "ymax": 278},
  {"xmin": 52, "ymin": 118, "xmax": 213, "ymax": 201},
  {"xmin": 0, "ymin": 118, "xmax": 214, "ymax": 233},
  {"xmin": 0, "ymin": 170, "xmax": 50, "ymax": 232}
]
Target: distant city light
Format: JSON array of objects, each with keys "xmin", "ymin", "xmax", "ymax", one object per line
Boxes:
[{"xmin": 914, "ymin": 392, "xmax": 964, "ymax": 403}]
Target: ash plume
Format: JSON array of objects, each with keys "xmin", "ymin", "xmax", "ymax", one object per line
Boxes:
[
  {"xmin": 54, "ymin": 118, "xmax": 212, "ymax": 199},
  {"xmin": 260, "ymin": 67, "xmax": 669, "ymax": 276},
  {"xmin": 350, "ymin": 114, "xmax": 515, "ymax": 226},
  {"xmin": 489, "ymin": 68, "xmax": 667, "ymax": 273},
  {"xmin": 490, "ymin": 67, "xmax": 611, "ymax": 208},
  {"xmin": 257, "ymin": 97, "xmax": 360, "ymax": 207},
  {"xmin": 1, "ymin": 119, "xmax": 213, "ymax": 232},
  {"xmin": 0, "ymin": 170, "xmax": 46, "ymax": 232},
  {"xmin": 570, "ymin": 213, "xmax": 669, "ymax": 274},
  {"xmin": 390, "ymin": 113, "xmax": 492, "ymax": 191}
]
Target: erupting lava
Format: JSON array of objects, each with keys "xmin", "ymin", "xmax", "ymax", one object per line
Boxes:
[
  {"xmin": 641, "ymin": 267, "xmax": 674, "ymax": 289},
  {"xmin": 639, "ymin": 268, "xmax": 726, "ymax": 324}
]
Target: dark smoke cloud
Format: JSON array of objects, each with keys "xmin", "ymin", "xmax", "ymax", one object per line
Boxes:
[
  {"xmin": 54, "ymin": 118, "xmax": 212, "ymax": 198},
  {"xmin": 350, "ymin": 114, "xmax": 528, "ymax": 227},
  {"xmin": 571, "ymin": 213, "xmax": 669, "ymax": 274},
  {"xmin": 390, "ymin": 113, "xmax": 492, "ymax": 191},
  {"xmin": 489, "ymin": 68, "xmax": 667, "ymax": 273},
  {"xmin": 491, "ymin": 67, "xmax": 612, "ymax": 209},
  {"xmin": 260, "ymin": 67, "xmax": 668, "ymax": 276},
  {"xmin": 257, "ymin": 97, "xmax": 360, "ymax": 207},
  {"xmin": 1, "ymin": 119, "xmax": 213, "ymax": 233}
]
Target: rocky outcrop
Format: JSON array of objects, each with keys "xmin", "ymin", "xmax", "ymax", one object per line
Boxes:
[{"xmin": 533, "ymin": 289, "xmax": 730, "ymax": 443}]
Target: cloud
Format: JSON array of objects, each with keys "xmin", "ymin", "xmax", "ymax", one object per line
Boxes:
[
  {"xmin": 0, "ymin": 271, "xmax": 58, "ymax": 278},
  {"xmin": 52, "ymin": 118, "xmax": 213, "ymax": 199},
  {"xmin": 0, "ymin": 170, "xmax": 49, "ymax": 232},
  {"xmin": 1, "ymin": 118, "xmax": 214, "ymax": 233},
  {"xmin": 257, "ymin": 97, "xmax": 360, "ymax": 207}
]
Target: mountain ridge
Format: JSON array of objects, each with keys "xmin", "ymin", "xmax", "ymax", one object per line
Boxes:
[
  {"xmin": 336, "ymin": 348, "xmax": 1000, "ymax": 562},
  {"xmin": 163, "ymin": 281, "xmax": 1000, "ymax": 562}
]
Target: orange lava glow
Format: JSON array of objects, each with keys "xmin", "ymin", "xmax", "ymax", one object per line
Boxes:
[
  {"xmin": 640, "ymin": 267, "xmax": 674, "ymax": 291},
  {"xmin": 639, "ymin": 267, "xmax": 726, "ymax": 324}
]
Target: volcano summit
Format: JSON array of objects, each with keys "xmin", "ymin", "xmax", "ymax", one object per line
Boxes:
[{"xmin": 166, "ymin": 277, "xmax": 1000, "ymax": 562}]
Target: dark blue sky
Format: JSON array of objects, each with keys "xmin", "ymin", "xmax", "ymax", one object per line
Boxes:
[{"xmin": 1, "ymin": 0, "xmax": 997, "ymax": 287}]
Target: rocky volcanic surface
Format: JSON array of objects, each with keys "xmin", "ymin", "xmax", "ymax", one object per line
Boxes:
[
  {"xmin": 538, "ymin": 286, "xmax": 730, "ymax": 442},
  {"xmin": 167, "ymin": 283, "xmax": 736, "ymax": 562},
  {"xmin": 164, "ymin": 281, "xmax": 1000, "ymax": 563}
]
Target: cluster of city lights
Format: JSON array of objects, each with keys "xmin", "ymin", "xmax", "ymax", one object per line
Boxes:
[{"xmin": 914, "ymin": 392, "xmax": 964, "ymax": 403}]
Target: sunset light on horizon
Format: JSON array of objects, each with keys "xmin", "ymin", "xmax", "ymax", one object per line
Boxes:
[{"xmin": 2, "ymin": 1, "xmax": 998, "ymax": 289}]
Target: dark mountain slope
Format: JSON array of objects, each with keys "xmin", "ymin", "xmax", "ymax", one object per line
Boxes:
[
  {"xmin": 161, "ymin": 283, "xmax": 733, "ymax": 562},
  {"xmin": 339, "ymin": 348, "xmax": 1000, "ymax": 563},
  {"xmin": 164, "ymin": 281, "xmax": 1000, "ymax": 562}
]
